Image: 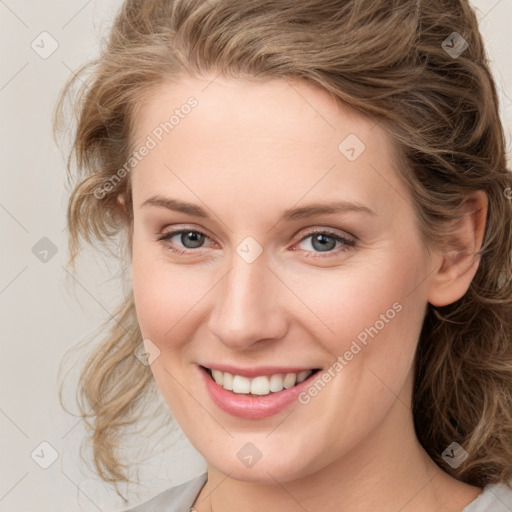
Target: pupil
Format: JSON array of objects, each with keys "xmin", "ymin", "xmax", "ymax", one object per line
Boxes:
[{"xmin": 312, "ymin": 234, "xmax": 335, "ymax": 252}]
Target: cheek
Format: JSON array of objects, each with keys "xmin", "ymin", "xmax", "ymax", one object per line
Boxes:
[
  {"xmin": 132, "ymin": 268, "xmax": 207, "ymax": 347},
  {"xmin": 289, "ymin": 243, "xmax": 426, "ymax": 347},
  {"xmin": 130, "ymin": 242, "xmax": 208, "ymax": 410},
  {"xmin": 131, "ymin": 235, "xmax": 197, "ymax": 342},
  {"xmin": 286, "ymin": 240, "xmax": 429, "ymax": 416}
]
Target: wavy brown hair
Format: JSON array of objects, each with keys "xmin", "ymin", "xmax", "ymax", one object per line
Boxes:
[{"xmin": 54, "ymin": 0, "xmax": 512, "ymax": 496}]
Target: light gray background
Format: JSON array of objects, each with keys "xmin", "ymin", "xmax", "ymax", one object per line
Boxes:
[{"xmin": 1, "ymin": 1, "xmax": 511, "ymax": 510}]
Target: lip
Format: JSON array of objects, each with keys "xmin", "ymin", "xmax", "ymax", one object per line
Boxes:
[{"xmin": 198, "ymin": 365, "xmax": 321, "ymax": 419}]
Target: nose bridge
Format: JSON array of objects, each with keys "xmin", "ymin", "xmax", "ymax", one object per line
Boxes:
[{"xmin": 208, "ymin": 253, "xmax": 287, "ymax": 348}]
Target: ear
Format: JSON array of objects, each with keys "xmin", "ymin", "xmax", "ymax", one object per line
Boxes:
[{"xmin": 427, "ymin": 190, "xmax": 488, "ymax": 307}]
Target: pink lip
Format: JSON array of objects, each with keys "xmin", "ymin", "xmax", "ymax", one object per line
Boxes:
[
  {"xmin": 198, "ymin": 365, "xmax": 321, "ymax": 420},
  {"xmin": 201, "ymin": 363, "xmax": 317, "ymax": 378}
]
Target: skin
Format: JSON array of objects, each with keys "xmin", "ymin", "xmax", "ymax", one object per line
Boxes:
[{"xmin": 125, "ymin": 75, "xmax": 487, "ymax": 511}]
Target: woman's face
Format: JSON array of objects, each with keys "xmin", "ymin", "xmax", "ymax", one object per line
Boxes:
[{"xmin": 129, "ymin": 75, "xmax": 435, "ymax": 483}]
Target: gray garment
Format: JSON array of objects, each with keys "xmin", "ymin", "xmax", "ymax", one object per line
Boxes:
[
  {"xmin": 122, "ymin": 473, "xmax": 512, "ymax": 511},
  {"xmin": 462, "ymin": 482, "xmax": 512, "ymax": 511},
  {"xmin": 121, "ymin": 473, "xmax": 207, "ymax": 512}
]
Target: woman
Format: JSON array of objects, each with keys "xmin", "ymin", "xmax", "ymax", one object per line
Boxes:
[{"xmin": 54, "ymin": 0, "xmax": 512, "ymax": 510}]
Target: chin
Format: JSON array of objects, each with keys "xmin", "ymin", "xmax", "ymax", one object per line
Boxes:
[{"xmin": 204, "ymin": 443, "xmax": 325, "ymax": 484}]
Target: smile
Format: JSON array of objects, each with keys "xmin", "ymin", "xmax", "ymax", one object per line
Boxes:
[
  {"xmin": 199, "ymin": 365, "xmax": 322, "ymax": 419},
  {"xmin": 204, "ymin": 367, "xmax": 319, "ymax": 395}
]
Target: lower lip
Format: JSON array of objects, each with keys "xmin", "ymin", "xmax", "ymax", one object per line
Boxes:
[{"xmin": 199, "ymin": 366, "xmax": 320, "ymax": 419}]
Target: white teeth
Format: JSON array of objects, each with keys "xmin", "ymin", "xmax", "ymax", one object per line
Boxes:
[
  {"xmin": 269, "ymin": 374, "xmax": 284, "ymax": 392},
  {"xmin": 250, "ymin": 376, "xmax": 270, "ymax": 395},
  {"xmin": 208, "ymin": 368, "xmax": 314, "ymax": 396},
  {"xmin": 232, "ymin": 375, "xmax": 251, "ymax": 394},
  {"xmin": 222, "ymin": 372, "xmax": 233, "ymax": 391},
  {"xmin": 283, "ymin": 373, "xmax": 297, "ymax": 389},
  {"xmin": 297, "ymin": 370, "xmax": 311, "ymax": 383},
  {"xmin": 211, "ymin": 369, "xmax": 224, "ymax": 386}
]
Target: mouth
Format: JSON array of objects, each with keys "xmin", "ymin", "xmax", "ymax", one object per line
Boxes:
[{"xmin": 200, "ymin": 365, "xmax": 322, "ymax": 396}]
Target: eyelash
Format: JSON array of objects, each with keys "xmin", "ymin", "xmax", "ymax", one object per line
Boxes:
[{"xmin": 156, "ymin": 227, "xmax": 356, "ymax": 258}]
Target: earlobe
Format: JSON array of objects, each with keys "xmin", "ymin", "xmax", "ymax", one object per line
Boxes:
[{"xmin": 427, "ymin": 190, "xmax": 488, "ymax": 307}]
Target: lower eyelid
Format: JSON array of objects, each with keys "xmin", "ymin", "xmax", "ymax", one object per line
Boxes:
[{"xmin": 158, "ymin": 230, "xmax": 212, "ymax": 248}]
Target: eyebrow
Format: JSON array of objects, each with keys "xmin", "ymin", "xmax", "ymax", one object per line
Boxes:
[{"xmin": 140, "ymin": 195, "xmax": 376, "ymax": 221}]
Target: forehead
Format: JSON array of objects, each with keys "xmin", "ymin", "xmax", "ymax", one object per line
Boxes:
[
  {"xmin": 132, "ymin": 75, "xmax": 383, "ymax": 152},
  {"xmin": 129, "ymin": 75, "xmax": 408, "ymax": 220}
]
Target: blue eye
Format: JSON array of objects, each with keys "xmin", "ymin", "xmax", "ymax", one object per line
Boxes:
[
  {"xmin": 296, "ymin": 231, "xmax": 354, "ymax": 254},
  {"xmin": 157, "ymin": 230, "xmax": 209, "ymax": 253},
  {"xmin": 157, "ymin": 228, "xmax": 355, "ymax": 257}
]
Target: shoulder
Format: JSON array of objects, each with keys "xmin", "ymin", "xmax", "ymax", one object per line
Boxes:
[
  {"xmin": 462, "ymin": 481, "xmax": 512, "ymax": 512},
  {"xmin": 120, "ymin": 473, "xmax": 208, "ymax": 512}
]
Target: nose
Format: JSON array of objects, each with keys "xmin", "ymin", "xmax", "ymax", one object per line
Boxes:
[{"xmin": 207, "ymin": 255, "xmax": 289, "ymax": 351}]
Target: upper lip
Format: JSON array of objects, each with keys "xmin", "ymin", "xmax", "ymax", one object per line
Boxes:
[{"xmin": 200, "ymin": 364, "xmax": 320, "ymax": 378}]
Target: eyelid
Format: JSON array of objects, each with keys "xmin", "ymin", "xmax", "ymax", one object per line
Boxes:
[
  {"xmin": 158, "ymin": 223, "xmax": 216, "ymax": 241},
  {"xmin": 158, "ymin": 224, "xmax": 356, "ymax": 242},
  {"xmin": 295, "ymin": 226, "xmax": 356, "ymax": 244}
]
